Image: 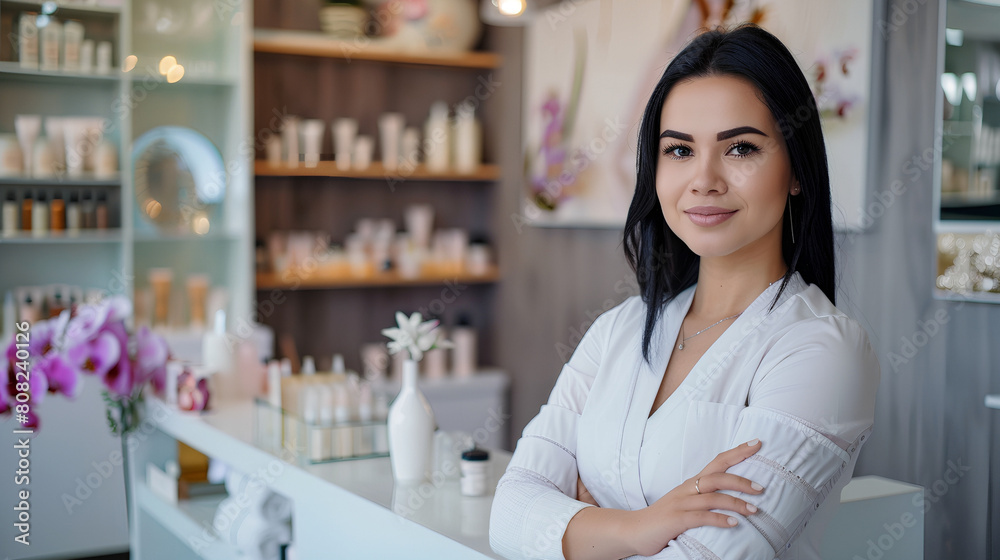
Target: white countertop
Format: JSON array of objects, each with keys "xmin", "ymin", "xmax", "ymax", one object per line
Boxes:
[{"xmin": 145, "ymin": 397, "xmax": 509, "ymax": 559}]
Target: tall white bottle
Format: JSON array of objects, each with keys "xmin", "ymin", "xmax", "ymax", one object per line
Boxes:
[{"xmin": 387, "ymin": 359, "xmax": 435, "ymax": 482}]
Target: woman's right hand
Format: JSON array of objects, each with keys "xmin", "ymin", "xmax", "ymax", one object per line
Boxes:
[{"xmin": 626, "ymin": 439, "xmax": 765, "ymax": 557}]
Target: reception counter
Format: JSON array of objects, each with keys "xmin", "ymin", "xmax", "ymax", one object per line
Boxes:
[{"xmin": 127, "ymin": 397, "xmax": 509, "ymax": 559}]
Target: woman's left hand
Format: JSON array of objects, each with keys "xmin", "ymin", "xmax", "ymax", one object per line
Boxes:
[{"xmin": 577, "ymin": 474, "xmax": 599, "ymax": 506}]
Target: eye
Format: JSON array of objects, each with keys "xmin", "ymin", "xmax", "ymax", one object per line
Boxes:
[
  {"xmin": 727, "ymin": 140, "xmax": 761, "ymax": 158},
  {"xmin": 662, "ymin": 144, "xmax": 692, "ymax": 159}
]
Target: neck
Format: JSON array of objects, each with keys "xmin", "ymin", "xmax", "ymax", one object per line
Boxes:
[{"xmin": 690, "ymin": 252, "xmax": 787, "ymax": 320}]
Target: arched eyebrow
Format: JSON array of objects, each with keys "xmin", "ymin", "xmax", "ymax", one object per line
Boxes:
[{"xmin": 659, "ymin": 126, "xmax": 768, "ymax": 141}]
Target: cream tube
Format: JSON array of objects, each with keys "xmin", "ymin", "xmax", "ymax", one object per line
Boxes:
[
  {"xmin": 378, "ymin": 112, "xmax": 404, "ymax": 172},
  {"xmin": 333, "ymin": 118, "xmax": 358, "ymax": 171},
  {"xmin": 301, "ymin": 119, "xmax": 325, "ymax": 168},
  {"xmin": 14, "ymin": 115, "xmax": 41, "ymax": 179}
]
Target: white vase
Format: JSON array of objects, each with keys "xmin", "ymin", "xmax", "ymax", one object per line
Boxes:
[{"xmin": 387, "ymin": 359, "xmax": 436, "ymax": 483}]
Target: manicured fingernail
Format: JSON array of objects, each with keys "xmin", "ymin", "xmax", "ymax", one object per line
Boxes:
[
  {"xmin": 728, "ymin": 517, "xmax": 738, "ymax": 526},
  {"xmin": 751, "ymin": 482, "xmax": 764, "ymax": 491},
  {"xmin": 746, "ymin": 504, "xmax": 758, "ymax": 513},
  {"xmin": 747, "ymin": 438, "xmax": 760, "ymax": 446}
]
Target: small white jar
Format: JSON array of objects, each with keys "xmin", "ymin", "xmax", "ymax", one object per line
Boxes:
[{"xmin": 460, "ymin": 448, "xmax": 490, "ymax": 497}]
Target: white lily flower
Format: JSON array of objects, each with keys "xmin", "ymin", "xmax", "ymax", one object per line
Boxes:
[{"xmin": 381, "ymin": 311, "xmax": 453, "ymax": 362}]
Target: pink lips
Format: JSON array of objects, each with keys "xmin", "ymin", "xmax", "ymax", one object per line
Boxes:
[{"xmin": 684, "ymin": 206, "xmax": 737, "ymax": 227}]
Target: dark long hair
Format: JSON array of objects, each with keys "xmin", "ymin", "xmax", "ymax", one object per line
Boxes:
[{"xmin": 623, "ymin": 24, "xmax": 835, "ymax": 363}]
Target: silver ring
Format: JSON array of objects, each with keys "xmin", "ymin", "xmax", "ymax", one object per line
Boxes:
[{"xmin": 695, "ymin": 477, "xmax": 701, "ymax": 494}]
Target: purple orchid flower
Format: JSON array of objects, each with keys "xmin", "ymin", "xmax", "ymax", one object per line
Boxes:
[
  {"xmin": 134, "ymin": 326, "xmax": 169, "ymax": 393},
  {"xmin": 35, "ymin": 353, "xmax": 80, "ymax": 398},
  {"xmin": 99, "ymin": 320, "xmax": 134, "ymax": 398}
]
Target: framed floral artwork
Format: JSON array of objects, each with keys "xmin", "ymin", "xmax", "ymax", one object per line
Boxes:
[{"xmin": 521, "ymin": 0, "xmax": 882, "ymax": 231}]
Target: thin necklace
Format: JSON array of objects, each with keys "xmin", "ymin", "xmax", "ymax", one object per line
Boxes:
[{"xmin": 677, "ymin": 273, "xmax": 787, "ymax": 351}]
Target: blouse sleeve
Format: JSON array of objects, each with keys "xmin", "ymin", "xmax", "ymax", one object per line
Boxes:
[
  {"xmin": 636, "ymin": 315, "xmax": 881, "ymax": 560},
  {"xmin": 489, "ymin": 305, "xmax": 617, "ymax": 560}
]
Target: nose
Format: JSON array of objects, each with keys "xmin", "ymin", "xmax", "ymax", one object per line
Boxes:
[{"xmin": 689, "ymin": 157, "xmax": 728, "ymax": 196}]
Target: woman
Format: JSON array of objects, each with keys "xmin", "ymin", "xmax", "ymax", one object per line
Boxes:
[{"xmin": 490, "ymin": 24, "xmax": 880, "ymax": 560}]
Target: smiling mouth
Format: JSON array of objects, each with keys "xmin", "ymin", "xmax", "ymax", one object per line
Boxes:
[{"xmin": 684, "ymin": 209, "xmax": 738, "ymax": 226}]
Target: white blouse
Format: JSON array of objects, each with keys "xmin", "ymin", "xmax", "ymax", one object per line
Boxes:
[{"xmin": 489, "ymin": 271, "xmax": 880, "ymax": 560}]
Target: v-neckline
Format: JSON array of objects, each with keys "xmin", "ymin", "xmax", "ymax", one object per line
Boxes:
[{"xmin": 644, "ymin": 272, "xmax": 802, "ymax": 422}]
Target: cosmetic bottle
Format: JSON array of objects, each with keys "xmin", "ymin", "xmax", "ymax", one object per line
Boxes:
[
  {"xmin": 95, "ymin": 41, "xmax": 111, "ymax": 75},
  {"xmin": 148, "ymin": 268, "xmax": 173, "ymax": 327},
  {"xmin": 19, "ymin": 292, "xmax": 38, "ymax": 324},
  {"xmin": 62, "ymin": 20, "xmax": 84, "ymax": 72},
  {"xmin": 424, "ymin": 102, "xmax": 450, "ymax": 173},
  {"xmin": 332, "ymin": 384, "xmax": 354, "ymax": 459},
  {"xmin": 301, "ymin": 119, "xmax": 325, "ymax": 168},
  {"xmin": 355, "ymin": 381, "xmax": 375, "ymax": 456},
  {"xmin": 333, "ymin": 118, "xmax": 358, "ymax": 171},
  {"xmin": 20, "ymin": 192, "xmax": 32, "ymax": 231},
  {"xmin": 452, "ymin": 103, "xmax": 482, "ymax": 174},
  {"xmin": 378, "ymin": 112, "xmax": 404, "ymax": 171},
  {"xmin": 32, "ymin": 191, "xmax": 48, "ymax": 236},
  {"xmin": 460, "ymin": 447, "xmax": 490, "ymax": 496},
  {"xmin": 48, "ymin": 287, "xmax": 66, "ymax": 318},
  {"xmin": 40, "ymin": 19, "xmax": 62, "ymax": 72},
  {"xmin": 301, "ymin": 356, "xmax": 316, "ymax": 375},
  {"xmin": 301, "ymin": 387, "xmax": 322, "ymax": 462},
  {"xmin": 3, "ymin": 192, "xmax": 18, "ymax": 236},
  {"xmin": 452, "ymin": 314, "xmax": 477, "ymax": 377},
  {"xmin": 19, "ymin": 13, "xmax": 39, "ymax": 70},
  {"xmin": 15, "ymin": 115, "xmax": 41, "ymax": 179},
  {"xmin": 317, "ymin": 385, "xmax": 334, "ymax": 460},
  {"xmin": 81, "ymin": 191, "xmax": 95, "ymax": 229},
  {"xmin": 50, "ymin": 191, "xmax": 65, "ymax": 232},
  {"xmin": 79, "ymin": 39, "xmax": 94, "ymax": 74},
  {"xmin": 95, "ymin": 191, "xmax": 108, "ymax": 229}
]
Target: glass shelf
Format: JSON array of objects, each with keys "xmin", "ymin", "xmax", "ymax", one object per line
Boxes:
[
  {"xmin": 253, "ymin": 397, "xmax": 389, "ymax": 466},
  {"xmin": 0, "ymin": 229, "xmax": 121, "ymax": 243},
  {"xmin": 0, "ymin": 173, "xmax": 121, "ymax": 186},
  {"xmin": 0, "ymin": 62, "xmax": 122, "ymax": 84}
]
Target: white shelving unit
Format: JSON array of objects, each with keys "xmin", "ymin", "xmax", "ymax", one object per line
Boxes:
[{"xmin": 0, "ymin": 0, "xmax": 254, "ymax": 557}]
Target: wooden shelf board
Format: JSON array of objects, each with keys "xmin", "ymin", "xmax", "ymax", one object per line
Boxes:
[
  {"xmin": 256, "ymin": 266, "xmax": 499, "ymax": 290},
  {"xmin": 255, "ymin": 160, "xmax": 500, "ymax": 182},
  {"xmin": 253, "ymin": 29, "xmax": 501, "ymax": 69}
]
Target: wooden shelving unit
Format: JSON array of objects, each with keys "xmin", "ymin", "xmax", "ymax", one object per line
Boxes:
[
  {"xmin": 254, "ymin": 160, "xmax": 500, "ymax": 181},
  {"xmin": 256, "ymin": 265, "xmax": 500, "ymax": 290},
  {"xmin": 253, "ymin": 29, "xmax": 502, "ymax": 69}
]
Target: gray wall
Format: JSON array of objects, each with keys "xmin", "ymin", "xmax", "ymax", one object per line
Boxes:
[{"xmin": 489, "ymin": 2, "xmax": 991, "ymax": 558}]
